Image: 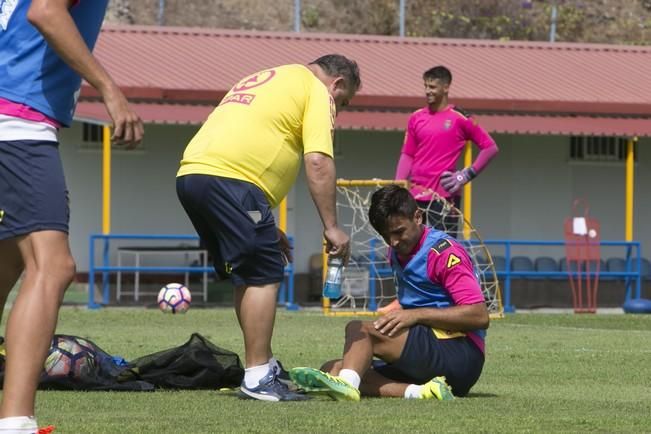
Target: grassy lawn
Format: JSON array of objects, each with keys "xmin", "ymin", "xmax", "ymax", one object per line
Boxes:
[{"xmin": 1, "ymin": 307, "xmax": 650, "ymax": 433}]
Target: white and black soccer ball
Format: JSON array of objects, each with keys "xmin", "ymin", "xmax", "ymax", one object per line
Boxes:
[
  {"xmin": 157, "ymin": 283, "xmax": 192, "ymax": 314},
  {"xmin": 44, "ymin": 336, "xmax": 96, "ymax": 379}
]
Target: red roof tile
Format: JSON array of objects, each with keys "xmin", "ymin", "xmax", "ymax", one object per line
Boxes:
[
  {"xmin": 84, "ymin": 25, "xmax": 651, "ymax": 116},
  {"xmin": 75, "ymin": 102, "xmax": 651, "ymax": 137}
]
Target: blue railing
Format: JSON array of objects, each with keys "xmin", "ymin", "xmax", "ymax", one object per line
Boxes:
[
  {"xmin": 481, "ymin": 240, "xmax": 643, "ymax": 313},
  {"xmin": 87, "ymin": 233, "xmax": 296, "ymax": 309}
]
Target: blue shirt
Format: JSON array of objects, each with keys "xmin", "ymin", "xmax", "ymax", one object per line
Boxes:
[
  {"xmin": 393, "ymin": 228, "xmax": 455, "ymax": 308},
  {"xmin": 0, "ymin": 0, "xmax": 109, "ymax": 126}
]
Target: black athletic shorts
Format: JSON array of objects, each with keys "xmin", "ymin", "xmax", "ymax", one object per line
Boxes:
[
  {"xmin": 176, "ymin": 174, "xmax": 284, "ymax": 287},
  {"xmin": 0, "ymin": 140, "xmax": 69, "ymax": 240},
  {"xmin": 373, "ymin": 324, "xmax": 484, "ymax": 396}
]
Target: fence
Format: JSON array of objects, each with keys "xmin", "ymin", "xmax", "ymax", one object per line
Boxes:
[
  {"xmin": 481, "ymin": 240, "xmax": 643, "ymax": 312},
  {"xmin": 87, "ymin": 234, "xmax": 296, "ymax": 309}
]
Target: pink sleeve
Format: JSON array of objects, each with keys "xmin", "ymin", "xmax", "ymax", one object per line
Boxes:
[
  {"xmin": 426, "ymin": 243, "xmax": 485, "ymax": 305},
  {"xmin": 394, "ymin": 152, "xmax": 413, "ymax": 180},
  {"xmin": 461, "ymin": 117, "xmax": 498, "ymax": 174},
  {"xmin": 400, "ymin": 114, "xmax": 418, "ymax": 157},
  {"xmin": 471, "ymin": 144, "xmax": 499, "ymax": 174}
]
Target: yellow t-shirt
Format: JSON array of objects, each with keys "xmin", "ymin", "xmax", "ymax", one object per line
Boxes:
[{"xmin": 177, "ymin": 64, "xmax": 335, "ymax": 208}]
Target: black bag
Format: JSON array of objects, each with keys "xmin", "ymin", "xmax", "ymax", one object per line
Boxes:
[
  {"xmin": 0, "ymin": 333, "xmax": 243, "ymax": 391},
  {"xmin": 119, "ymin": 333, "xmax": 244, "ymax": 389}
]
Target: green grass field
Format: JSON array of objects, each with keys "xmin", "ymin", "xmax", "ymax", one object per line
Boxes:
[{"xmin": 2, "ymin": 307, "xmax": 651, "ymax": 433}]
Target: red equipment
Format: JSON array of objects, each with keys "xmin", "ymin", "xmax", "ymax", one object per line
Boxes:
[{"xmin": 564, "ymin": 199, "xmax": 601, "ymax": 313}]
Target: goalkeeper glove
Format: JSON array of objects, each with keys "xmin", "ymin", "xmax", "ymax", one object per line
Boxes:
[{"xmin": 440, "ymin": 167, "xmax": 476, "ymax": 194}]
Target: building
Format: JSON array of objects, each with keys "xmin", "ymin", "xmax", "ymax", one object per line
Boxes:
[{"xmin": 68, "ymin": 25, "xmax": 651, "ymax": 284}]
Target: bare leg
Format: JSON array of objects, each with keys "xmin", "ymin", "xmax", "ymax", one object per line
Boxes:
[
  {"xmin": 0, "ymin": 231, "xmax": 75, "ymax": 417},
  {"xmin": 0, "ymin": 239, "xmax": 24, "ymax": 325},
  {"xmin": 321, "ymin": 358, "xmax": 408, "ymax": 397},
  {"xmin": 234, "ymin": 282, "xmax": 280, "ymax": 367},
  {"xmin": 340, "ymin": 320, "xmax": 408, "ymax": 375}
]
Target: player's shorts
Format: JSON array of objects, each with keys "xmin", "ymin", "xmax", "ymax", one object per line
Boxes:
[
  {"xmin": 372, "ymin": 324, "xmax": 484, "ymax": 396},
  {"xmin": 176, "ymin": 174, "xmax": 284, "ymax": 287},
  {"xmin": 0, "ymin": 140, "xmax": 69, "ymax": 240}
]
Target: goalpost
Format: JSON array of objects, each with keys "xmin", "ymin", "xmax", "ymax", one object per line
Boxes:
[{"xmin": 322, "ymin": 179, "xmax": 503, "ymax": 318}]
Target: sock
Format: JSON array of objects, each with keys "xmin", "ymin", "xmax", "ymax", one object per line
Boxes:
[
  {"xmin": 404, "ymin": 383, "xmax": 423, "ymax": 399},
  {"xmin": 244, "ymin": 363, "xmax": 270, "ymax": 388},
  {"xmin": 0, "ymin": 416, "xmax": 37, "ymax": 432},
  {"xmin": 338, "ymin": 369, "xmax": 361, "ymax": 389}
]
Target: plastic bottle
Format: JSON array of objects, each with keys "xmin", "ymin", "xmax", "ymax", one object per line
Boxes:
[{"xmin": 323, "ymin": 256, "xmax": 345, "ymax": 299}]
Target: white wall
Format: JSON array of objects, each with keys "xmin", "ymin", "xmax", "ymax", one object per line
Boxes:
[
  {"xmin": 60, "ymin": 123, "xmax": 650, "ymax": 274},
  {"xmin": 59, "ymin": 123, "xmax": 198, "ymax": 271},
  {"xmin": 472, "ymin": 134, "xmax": 649, "ymax": 261}
]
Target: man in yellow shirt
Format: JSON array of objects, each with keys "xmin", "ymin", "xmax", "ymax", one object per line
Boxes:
[{"xmin": 177, "ymin": 54, "xmax": 361, "ymax": 401}]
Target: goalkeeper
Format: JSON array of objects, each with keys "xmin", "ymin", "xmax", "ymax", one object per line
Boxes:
[
  {"xmin": 290, "ymin": 185, "xmax": 488, "ymax": 400},
  {"xmin": 394, "ymin": 65, "xmax": 498, "ymax": 235}
]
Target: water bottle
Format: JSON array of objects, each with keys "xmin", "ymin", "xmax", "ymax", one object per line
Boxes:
[{"xmin": 323, "ymin": 256, "xmax": 345, "ymax": 299}]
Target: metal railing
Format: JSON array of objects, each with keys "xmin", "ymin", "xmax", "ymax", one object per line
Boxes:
[
  {"xmin": 481, "ymin": 240, "xmax": 643, "ymax": 313},
  {"xmin": 87, "ymin": 233, "xmax": 296, "ymax": 309}
]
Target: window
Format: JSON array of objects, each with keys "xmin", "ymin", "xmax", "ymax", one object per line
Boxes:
[
  {"xmin": 82, "ymin": 122, "xmax": 102, "ymax": 144},
  {"xmin": 570, "ymin": 136, "xmax": 636, "ymax": 162},
  {"xmin": 79, "ymin": 122, "xmax": 145, "ymax": 152}
]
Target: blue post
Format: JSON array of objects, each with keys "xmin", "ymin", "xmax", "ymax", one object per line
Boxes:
[
  {"xmin": 102, "ymin": 237, "xmax": 110, "ymax": 305},
  {"xmin": 635, "ymin": 244, "xmax": 642, "ymax": 299},
  {"xmin": 503, "ymin": 242, "xmax": 515, "ymax": 313},
  {"xmin": 277, "ymin": 276, "xmax": 287, "ymax": 305},
  {"xmin": 286, "ymin": 263, "xmax": 299, "ymax": 311},
  {"xmin": 624, "ymin": 245, "xmax": 633, "ymax": 301},
  {"xmin": 87, "ymin": 235, "xmax": 100, "ymax": 309}
]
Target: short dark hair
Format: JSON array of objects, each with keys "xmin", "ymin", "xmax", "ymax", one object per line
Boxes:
[
  {"xmin": 423, "ymin": 65, "xmax": 452, "ymax": 85},
  {"xmin": 368, "ymin": 185, "xmax": 418, "ymax": 234},
  {"xmin": 310, "ymin": 54, "xmax": 361, "ymax": 92}
]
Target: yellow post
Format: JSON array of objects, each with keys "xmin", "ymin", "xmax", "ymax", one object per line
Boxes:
[
  {"xmin": 625, "ymin": 137, "xmax": 636, "ymax": 241},
  {"xmin": 102, "ymin": 125, "xmax": 111, "ymax": 234},
  {"xmin": 462, "ymin": 141, "xmax": 472, "ymax": 239}
]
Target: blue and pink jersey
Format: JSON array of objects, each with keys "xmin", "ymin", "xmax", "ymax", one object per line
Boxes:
[
  {"xmin": 400, "ymin": 105, "xmax": 496, "ymax": 200},
  {"xmin": 392, "ymin": 226, "xmax": 486, "ymax": 353}
]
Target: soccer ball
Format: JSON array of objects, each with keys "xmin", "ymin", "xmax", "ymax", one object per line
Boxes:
[
  {"xmin": 157, "ymin": 283, "xmax": 191, "ymax": 314},
  {"xmin": 44, "ymin": 336, "xmax": 96, "ymax": 378}
]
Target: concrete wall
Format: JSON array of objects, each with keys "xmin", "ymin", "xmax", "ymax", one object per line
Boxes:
[{"xmin": 59, "ymin": 122, "xmax": 650, "ymax": 275}]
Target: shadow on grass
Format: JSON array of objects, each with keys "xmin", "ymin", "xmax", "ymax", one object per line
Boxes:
[{"xmin": 463, "ymin": 392, "xmax": 499, "ymax": 398}]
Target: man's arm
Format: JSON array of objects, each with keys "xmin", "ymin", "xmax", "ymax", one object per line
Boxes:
[
  {"xmin": 374, "ymin": 303, "xmax": 488, "ymax": 337},
  {"xmin": 394, "ymin": 115, "xmax": 417, "ymax": 180},
  {"xmin": 394, "ymin": 152, "xmax": 413, "ymax": 180},
  {"xmin": 303, "ymin": 152, "xmax": 350, "ymax": 259},
  {"xmin": 440, "ymin": 117, "xmax": 498, "ymax": 194},
  {"xmin": 27, "ymin": 0, "xmax": 143, "ymax": 145}
]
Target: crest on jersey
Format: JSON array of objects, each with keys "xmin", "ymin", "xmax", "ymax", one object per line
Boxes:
[
  {"xmin": 446, "ymin": 253, "xmax": 461, "ymax": 269},
  {"xmin": 443, "ymin": 119, "xmax": 452, "ymax": 130}
]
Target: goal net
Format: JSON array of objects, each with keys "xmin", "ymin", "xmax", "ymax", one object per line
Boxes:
[{"xmin": 323, "ymin": 179, "xmax": 503, "ymax": 318}]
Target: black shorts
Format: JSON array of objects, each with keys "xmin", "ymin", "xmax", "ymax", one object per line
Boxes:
[
  {"xmin": 0, "ymin": 140, "xmax": 69, "ymax": 240},
  {"xmin": 176, "ymin": 174, "xmax": 283, "ymax": 287},
  {"xmin": 373, "ymin": 324, "xmax": 484, "ymax": 396}
]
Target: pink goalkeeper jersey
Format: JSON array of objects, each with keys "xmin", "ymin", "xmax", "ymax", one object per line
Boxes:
[{"xmin": 401, "ymin": 105, "xmax": 496, "ymax": 200}]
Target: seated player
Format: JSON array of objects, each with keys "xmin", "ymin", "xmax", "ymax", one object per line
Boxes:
[{"xmin": 290, "ymin": 184, "xmax": 489, "ymax": 401}]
